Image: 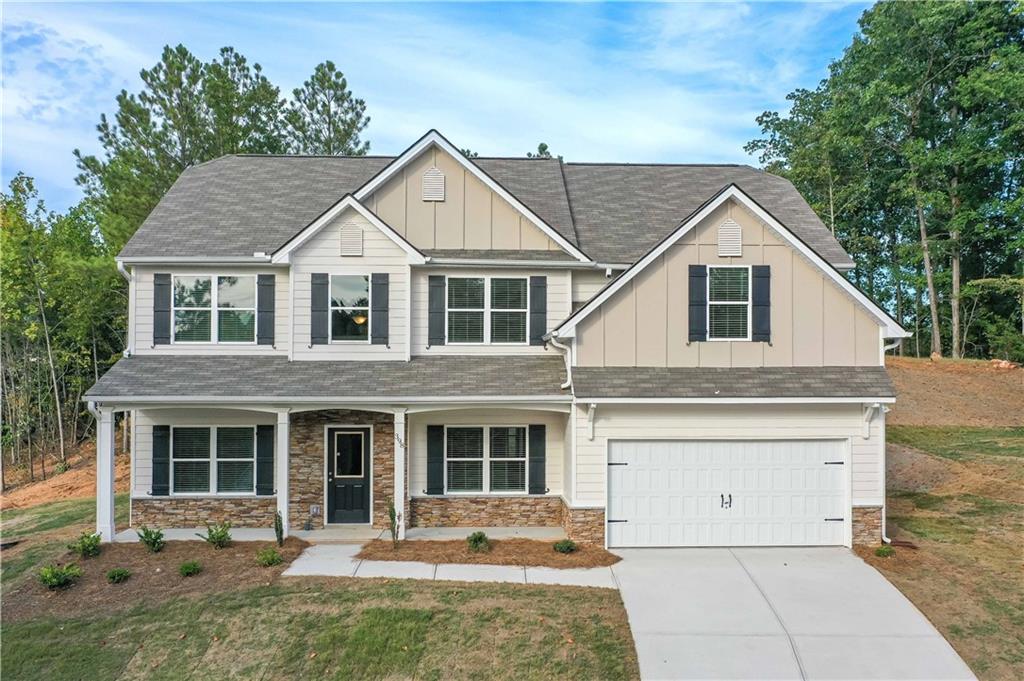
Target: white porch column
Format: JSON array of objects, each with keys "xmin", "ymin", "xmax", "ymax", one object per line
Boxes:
[
  {"xmin": 276, "ymin": 410, "xmax": 290, "ymax": 537},
  {"xmin": 394, "ymin": 409, "xmax": 407, "ymax": 540},
  {"xmin": 95, "ymin": 407, "xmax": 116, "ymax": 542}
]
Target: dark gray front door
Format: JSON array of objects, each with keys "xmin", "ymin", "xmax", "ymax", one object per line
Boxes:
[{"xmin": 326, "ymin": 427, "xmax": 371, "ymax": 524}]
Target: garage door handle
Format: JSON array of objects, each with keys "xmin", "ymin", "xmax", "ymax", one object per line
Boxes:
[
  {"xmin": 607, "ymin": 519, "xmax": 628, "ymax": 523},
  {"xmin": 608, "ymin": 462, "xmax": 628, "ymax": 466},
  {"xmin": 824, "ymin": 518, "xmax": 845, "ymax": 522}
]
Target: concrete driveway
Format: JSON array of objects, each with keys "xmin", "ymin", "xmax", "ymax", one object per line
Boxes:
[{"xmin": 612, "ymin": 548, "xmax": 974, "ymax": 681}]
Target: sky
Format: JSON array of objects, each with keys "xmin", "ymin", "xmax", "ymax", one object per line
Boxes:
[{"xmin": 2, "ymin": 1, "xmax": 869, "ymax": 213}]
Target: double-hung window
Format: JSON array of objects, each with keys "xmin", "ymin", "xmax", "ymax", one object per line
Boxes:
[
  {"xmin": 170, "ymin": 426, "xmax": 256, "ymax": 495},
  {"xmin": 330, "ymin": 275, "xmax": 370, "ymax": 342},
  {"xmin": 446, "ymin": 277, "xmax": 528, "ymax": 344},
  {"xmin": 707, "ymin": 266, "xmax": 750, "ymax": 340},
  {"xmin": 172, "ymin": 275, "xmax": 256, "ymax": 343},
  {"xmin": 444, "ymin": 426, "xmax": 528, "ymax": 494}
]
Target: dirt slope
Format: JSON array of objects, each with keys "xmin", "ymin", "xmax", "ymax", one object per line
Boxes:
[
  {"xmin": 0, "ymin": 446, "xmax": 129, "ymax": 511},
  {"xmin": 886, "ymin": 356, "xmax": 1024, "ymax": 427}
]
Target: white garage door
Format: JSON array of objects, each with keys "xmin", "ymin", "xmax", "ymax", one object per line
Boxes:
[{"xmin": 607, "ymin": 440, "xmax": 847, "ymax": 548}]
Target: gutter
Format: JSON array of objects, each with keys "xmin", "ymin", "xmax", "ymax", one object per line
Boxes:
[{"xmin": 547, "ymin": 333, "xmax": 573, "ymax": 389}]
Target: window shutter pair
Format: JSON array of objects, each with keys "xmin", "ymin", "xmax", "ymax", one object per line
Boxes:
[
  {"xmin": 424, "ymin": 424, "xmax": 547, "ymax": 495},
  {"xmin": 687, "ymin": 264, "xmax": 770, "ymax": 342},
  {"xmin": 426, "ymin": 276, "xmax": 547, "ymax": 347},
  {"xmin": 152, "ymin": 273, "xmax": 274, "ymax": 345},
  {"xmin": 151, "ymin": 424, "xmax": 274, "ymax": 496},
  {"xmin": 311, "ymin": 273, "xmax": 389, "ymax": 345}
]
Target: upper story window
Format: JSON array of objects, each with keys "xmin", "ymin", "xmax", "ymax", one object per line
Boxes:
[
  {"xmin": 447, "ymin": 276, "xmax": 528, "ymax": 344},
  {"xmin": 172, "ymin": 275, "xmax": 256, "ymax": 343},
  {"xmin": 331, "ymin": 275, "xmax": 370, "ymax": 342},
  {"xmin": 707, "ymin": 266, "xmax": 750, "ymax": 340}
]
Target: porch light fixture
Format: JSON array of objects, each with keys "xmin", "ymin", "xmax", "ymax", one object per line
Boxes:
[{"xmin": 352, "ymin": 313, "xmax": 368, "ymax": 325}]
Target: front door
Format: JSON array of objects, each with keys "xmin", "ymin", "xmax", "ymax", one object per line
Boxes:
[{"xmin": 326, "ymin": 427, "xmax": 371, "ymax": 524}]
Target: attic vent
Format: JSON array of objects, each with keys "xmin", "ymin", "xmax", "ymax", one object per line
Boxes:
[
  {"xmin": 340, "ymin": 222, "xmax": 363, "ymax": 256},
  {"xmin": 422, "ymin": 167, "xmax": 445, "ymax": 202},
  {"xmin": 718, "ymin": 219, "xmax": 742, "ymax": 257}
]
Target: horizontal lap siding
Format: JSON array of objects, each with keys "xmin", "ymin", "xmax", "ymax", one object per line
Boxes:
[
  {"xmin": 571, "ymin": 270, "xmax": 612, "ymax": 308},
  {"xmin": 572, "ymin": 403, "xmax": 883, "ymax": 507}
]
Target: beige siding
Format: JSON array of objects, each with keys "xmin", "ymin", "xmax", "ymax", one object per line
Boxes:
[
  {"xmin": 133, "ymin": 266, "xmax": 289, "ymax": 356},
  {"xmin": 367, "ymin": 144, "xmax": 564, "ymax": 253},
  {"xmin": 408, "ymin": 409, "xmax": 567, "ymax": 498},
  {"xmin": 571, "ymin": 403, "xmax": 884, "ymax": 507},
  {"xmin": 571, "ymin": 270, "xmax": 613, "ymax": 308},
  {"xmin": 410, "ymin": 268, "xmax": 570, "ymax": 356},
  {"xmin": 573, "ymin": 199, "xmax": 884, "ymax": 368},
  {"xmin": 290, "ymin": 207, "xmax": 409, "ymax": 361}
]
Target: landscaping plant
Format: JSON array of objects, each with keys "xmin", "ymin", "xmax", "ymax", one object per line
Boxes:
[
  {"xmin": 106, "ymin": 567, "xmax": 131, "ymax": 584},
  {"xmin": 179, "ymin": 560, "xmax": 202, "ymax": 577},
  {"xmin": 553, "ymin": 539, "xmax": 578, "ymax": 554},
  {"xmin": 274, "ymin": 511, "xmax": 284, "ymax": 547},
  {"xmin": 197, "ymin": 521, "xmax": 232, "ymax": 548},
  {"xmin": 38, "ymin": 563, "xmax": 82, "ymax": 590},
  {"xmin": 875, "ymin": 545, "xmax": 896, "ymax": 558},
  {"xmin": 67, "ymin": 531, "xmax": 101, "ymax": 558},
  {"xmin": 256, "ymin": 547, "xmax": 283, "ymax": 567},
  {"xmin": 137, "ymin": 526, "xmax": 166, "ymax": 553},
  {"xmin": 467, "ymin": 531, "xmax": 491, "ymax": 553},
  {"xmin": 387, "ymin": 497, "xmax": 399, "ymax": 549}
]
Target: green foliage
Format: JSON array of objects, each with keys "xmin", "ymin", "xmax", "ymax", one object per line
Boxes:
[
  {"xmin": 54, "ymin": 461, "xmax": 70, "ymax": 474},
  {"xmin": 179, "ymin": 560, "xmax": 202, "ymax": 577},
  {"xmin": 67, "ymin": 532, "xmax": 101, "ymax": 559},
  {"xmin": 256, "ymin": 548, "xmax": 283, "ymax": 567},
  {"xmin": 553, "ymin": 539, "xmax": 578, "ymax": 554},
  {"xmin": 875, "ymin": 545, "xmax": 895, "ymax": 558},
  {"xmin": 466, "ymin": 531, "xmax": 491, "ymax": 553},
  {"xmin": 387, "ymin": 498, "xmax": 399, "ymax": 549},
  {"xmin": 106, "ymin": 567, "xmax": 131, "ymax": 584},
  {"xmin": 38, "ymin": 563, "xmax": 82, "ymax": 589},
  {"xmin": 285, "ymin": 60, "xmax": 370, "ymax": 155},
  {"xmin": 196, "ymin": 521, "xmax": 232, "ymax": 549},
  {"xmin": 274, "ymin": 511, "xmax": 284, "ymax": 548},
  {"xmin": 136, "ymin": 526, "xmax": 166, "ymax": 553}
]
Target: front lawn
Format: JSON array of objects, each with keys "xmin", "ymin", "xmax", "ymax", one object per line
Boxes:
[{"xmin": 888, "ymin": 425, "xmax": 1024, "ymax": 461}]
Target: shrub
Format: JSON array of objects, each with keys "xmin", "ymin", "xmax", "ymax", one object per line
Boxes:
[
  {"xmin": 67, "ymin": 532, "xmax": 102, "ymax": 558},
  {"xmin": 55, "ymin": 460, "xmax": 71, "ymax": 474},
  {"xmin": 106, "ymin": 567, "xmax": 131, "ymax": 584},
  {"xmin": 196, "ymin": 521, "xmax": 232, "ymax": 549},
  {"xmin": 179, "ymin": 560, "xmax": 202, "ymax": 577},
  {"xmin": 466, "ymin": 531, "xmax": 491, "ymax": 553},
  {"xmin": 136, "ymin": 526, "xmax": 166, "ymax": 553},
  {"xmin": 38, "ymin": 563, "xmax": 82, "ymax": 590},
  {"xmin": 387, "ymin": 498, "xmax": 399, "ymax": 549},
  {"xmin": 875, "ymin": 545, "xmax": 896, "ymax": 558},
  {"xmin": 274, "ymin": 511, "xmax": 284, "ymax": 548},
  {"xmin": 256, "ymin": 547, "xmax": 283, "ymax": 567},
  {"xmin": 553, "ymin": 539, "xmax": 578, "ymax": 554}
]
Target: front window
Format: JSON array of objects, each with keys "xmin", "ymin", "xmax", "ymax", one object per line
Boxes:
[
  {"xmin": 171, "ymin": 426, "xmax": 256, "ymax": 495},
  {"xmin": 173, "ymin": 276, "xmax": 212, "ymax": 342},
  {"xmin": 331, "ymin": 275, "xmax": 370, "ymax": 342},
  {"xmin": 445, "ymin": 426, "xmax": 528, "ymax": 494},
  {"xmin": 172, "ymin": 275, "xmax": 256, "ymax": 343},
  {"xmin": 708, "ymin": 267, "xmax": 750, "ymax": 340},
  {"xmin": 447, "ymin": 277, "xmax": 528, "ymax": 344},
  {"xmin": 217, "ymin": 276, "xmax": 256, "ymax": 342}
]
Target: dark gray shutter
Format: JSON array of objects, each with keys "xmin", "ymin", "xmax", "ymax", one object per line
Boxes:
[
  {"xmin": 529, "ymin": 276, "xmax": 547, "ymax": 346},
  {"xmin": 153, "ymin": 273, "xmax": 172, "ymax": 345},
  {"xmin": 256, "ymin": 425, "xmax": 274, "ymax": 495},
  {"xmin": 528, "ymin": 424, "xmax": 546, "ymax": 494},
  {"xmin": 426, "ymin": 425, "xmax": 444, "ymax": 494},
  {"xmin": 688, "ymin": 265, "xmax": 707, "ymax": 342},
  {"xmin": 257, "ymin": 274, "xmax": 275, "ymax": 345},
  {"xmin": 152, "ymin": 425, "xmax": 170, "ymax": 496},
  {"xmin": 428, "ymin": 276, "xmax": 446, "ymax": 347},
  {"xmin": 370, "ymin": 273, "xmax": 389, "ymax": 346},
  {"xmin": 751, "ymin": 265, "xmax": 771, "ymax": 343},
  {"xmin": 311, "ymin": 273, "xmax": 329, "ymax": 345}
]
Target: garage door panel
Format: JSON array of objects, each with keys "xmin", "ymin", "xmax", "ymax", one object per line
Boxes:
[{"xmin": 608, "ymin": 439, "xmax": 847, "ymax": 548}]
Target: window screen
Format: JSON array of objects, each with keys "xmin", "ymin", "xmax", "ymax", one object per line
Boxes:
[
  {"xmin": 172, "ymin": 427, "xmax": 211, "ymax": 493},
  {"xmin": 490, "ymin": 279, "xmax": 527, "ymax": 343},
  {"xmin": 446, "ymin": 427, "xmax": 483, "ymax": 492},
  {"xmin": 447, "ymin": 278, "xmax": 485, "ymax": 343},
  {"xmin": 708, "ymin": 267, "xmax": 750, "ymax": 340},
  {"xmin": 216, "ymin": 427, "xmax": 254, "ymax": 493}
]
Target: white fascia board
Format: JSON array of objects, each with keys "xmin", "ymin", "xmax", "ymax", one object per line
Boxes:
[
  {"xmin": 87, "ymin": 394, "xmax": 572, "ymax": 406},
  {"xmin": 576, "ymin": 396, "xmax": 896, "ymax": 404},
  {"xmin": 551, "ymin": 184, "xmax": 909, "ymax": 339},
  {"xmin": 353, "ymin": 130, "xmax": 591, "ymax": 263},
  {"xmin": 422, "ymin": 258, "xmax": 593, "ymax": 269},
  {"xmin": 271, "ymin": 195, "xmax": 426, "ymax": 264},
  {"xmin": 117, "ymin": 256, "xmax": 275, "ymax": 265}
]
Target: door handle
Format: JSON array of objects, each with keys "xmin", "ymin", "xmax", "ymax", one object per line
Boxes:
[
  {"xmin": 728, "ymin": 494, "xmax": 732, "ymax": 508},
  {"xmin": 720, "ymin": 493, "xmax": 724, "ymax": 508}
]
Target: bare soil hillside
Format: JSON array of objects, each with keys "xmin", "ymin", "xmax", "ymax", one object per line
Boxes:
[
  {"xmin": 0, "ymin": 445, "xmax": 130, "ymax": 511},
  {"xmin": 887, "ymin": 356, "xmax": 1024, "ymax": 426}
]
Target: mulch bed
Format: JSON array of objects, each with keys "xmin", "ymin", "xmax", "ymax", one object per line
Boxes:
[
  {"xmin": 356, "ymin": 538, "xmax": 620, "ymax": 568},
  {"xmin": 2, "ymin": 536, "xmax": 307, "ymax": 623}
]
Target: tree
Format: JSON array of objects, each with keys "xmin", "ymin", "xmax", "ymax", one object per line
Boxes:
[
  {"xmin": 285, "ymin": 61, "xmax": 370, "ymax": 155},
  {"xmin": 527, "ymin": 142, "xmax": 562, "ymax": 161}
]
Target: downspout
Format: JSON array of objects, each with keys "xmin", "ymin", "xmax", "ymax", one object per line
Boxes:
[
  {"xmin": 547, "ymin": 333, "xmax": 573, "ymax": 390},
  {"xmin": 880, "ymin": 339, "xmax": 899, "ymax": 544}
]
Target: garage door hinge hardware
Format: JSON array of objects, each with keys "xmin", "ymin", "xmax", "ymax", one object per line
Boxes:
[
  {"xmin": 824, "ymin": 518, "xmax": 845, "ymax": 522},
  {"xmin": 607, "ymin": 462, "xmax": 628, "ymax": 466},
  {"xmin": 824, "ymin": 461, "xmax": 844, "ymax": 465},
  {"xmin": 607, "ymin": 519, "xmax": 629, "ymax": 523}
]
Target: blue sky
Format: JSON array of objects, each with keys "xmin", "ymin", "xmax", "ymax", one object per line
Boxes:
[{"xmin": 3, "ymin": 2, "xmax": 868, "ymax": 212}]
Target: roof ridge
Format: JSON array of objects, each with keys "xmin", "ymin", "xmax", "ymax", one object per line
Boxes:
[
  {"xmin": 230, "ymin": 154, "xmax": 397, "ymax": 159},
  {"xmin": 566, "ymin": 162, "xmax": 754, "ymax": 168}
]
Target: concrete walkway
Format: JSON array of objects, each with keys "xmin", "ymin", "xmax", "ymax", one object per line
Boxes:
[
  {"xmin": 614, "ymin": 547, "xmax": 975, "ymax": 681},
  {"xmin": 282, "ymin": 543, "xmax": 617, "ymax": 588}
]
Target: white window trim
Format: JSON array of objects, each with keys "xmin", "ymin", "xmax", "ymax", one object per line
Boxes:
[
  {"xmin": 706, "ymin": 265, "xmax": 752, "ymax": 342},
  {"xmin": 333, "ymin": 430, "xmax": 366, "ymax": 479},
  {"xmin": 443, "ymin": 425, "xmax": 529, "ymax": 495},
  {"xmin": 169, "ymin": 425, "xmax": 257, "ymax": 497},
  {"xmin": 444, "ymin": 276, "xmax": 530, "ymax": 346},
  {"xmin": 171, "ymin": 274, "xmax": 258, "ymax": 345},
  {"xmin": 329, "ymin": 274, "xmax": 371, "ymax": 345}
]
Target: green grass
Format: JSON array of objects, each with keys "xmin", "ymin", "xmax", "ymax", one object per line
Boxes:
[
  {"xmin": 1, "ymin": 580, "xmax": 638, "ymax": 681},
  {"xmin": 888, "ymin": 426, "xmax": 1024, "ymax": 461},
  {"xmin": 892, "ymin": 490, "xmax": 946, "ymax": 510},
  {"xmin": 889, "ymin": 515, "xmax": 976, "ymax": 543},
  {"xmin": 1, "ymin": 494, "xmax": 129, "ymax": 540}
]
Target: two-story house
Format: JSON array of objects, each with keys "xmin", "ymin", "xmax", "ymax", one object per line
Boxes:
[{"xmin": 86, "ymin": 130, "xmax": 908, "ymax": 548}]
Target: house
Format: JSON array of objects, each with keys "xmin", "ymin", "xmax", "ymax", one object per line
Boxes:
[{"xmin": 85, "ymin": 129, "xmax": 908, "ymax": 548}]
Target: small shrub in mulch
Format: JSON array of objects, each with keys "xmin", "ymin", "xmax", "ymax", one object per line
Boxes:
[
  {"xmin": 357, "ymin": 538, "xmax": 620, "ymax": 569},
  {"xmin": 179, "ymin": 560, "xmax": 202, "ymax": 577},
  {"xmin": 196, "ymin": 522, "xmax": 232, "ymax": 549},
  {"xmin": 875, "ymin": 545, "xmax": 896, "ymax": 558},
  {"xmin": 106, "ymin": 567, "xmax": 131, "ymax": 584},
  {"xmin": 553, "ymin": 539, "xmax": 577, "ymax": 554},
  {"xmin": 67, "ymin": 532, "xmax": 102, "ymax": 559},
  {"xmin": 256, "ymin": 548, "xmax": 282, "ymax": 567},
  {"xmin": 38, "ymin": 563, "xmax": 82, "ymax": 590},
  {"xmin": 466, "ymin": 532, "xmax": 491, "ymax": 553},
  {"xmin": 137, "ymin": 526, "xmax": 166, "ymax": 553}
]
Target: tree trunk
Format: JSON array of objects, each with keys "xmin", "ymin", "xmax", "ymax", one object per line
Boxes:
[
  {"xmin": 949, "ymin": 167, "xmax": 962, "ymax": 359},
  {"xmin": 890, "ymin": 222, "xmax": 904, "ymax": 356},
  {"xmin": 915, "ymin": 264, "xmax": 923, "ymax": 358},
  {"xmin": 34, "ymin": 282, "xmax": 66, "ymax": 462},
  {"xmin": 913, "ymin": 180, "xmax": 943, "ymax": 356}
]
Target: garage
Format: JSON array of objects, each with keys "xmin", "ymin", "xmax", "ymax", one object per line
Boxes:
[{"xmin": 607, "ymin": 439, "xmax": 849, "ymax": 548}]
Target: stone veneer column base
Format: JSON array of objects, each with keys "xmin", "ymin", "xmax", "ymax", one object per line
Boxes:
[
  {"xmin": 852, "ymin": 506, "xmax": 883, "ymax": 546},
  {"xmin": 409, "ymin": 496, "xmax": 563, "ymax": 528},
  {"xmin": 561, "ymin": 505, "xmax": 606, "ymax": 545},
  {"xmin": 132, "ymin": 497, "xmax": 276, "ymax": 528}
]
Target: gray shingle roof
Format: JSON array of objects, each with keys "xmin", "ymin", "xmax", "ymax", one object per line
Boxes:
[
  {"xmin": 119, "ymin": 153, "xmax": 853, "ymax": 268},
  {"xmin": 85, "ymin": 355, "xmax": 569, "ymax": 401},
  {"xmin": 572, "ymin": 366, "xmax": 894, "ymax": 399}
]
